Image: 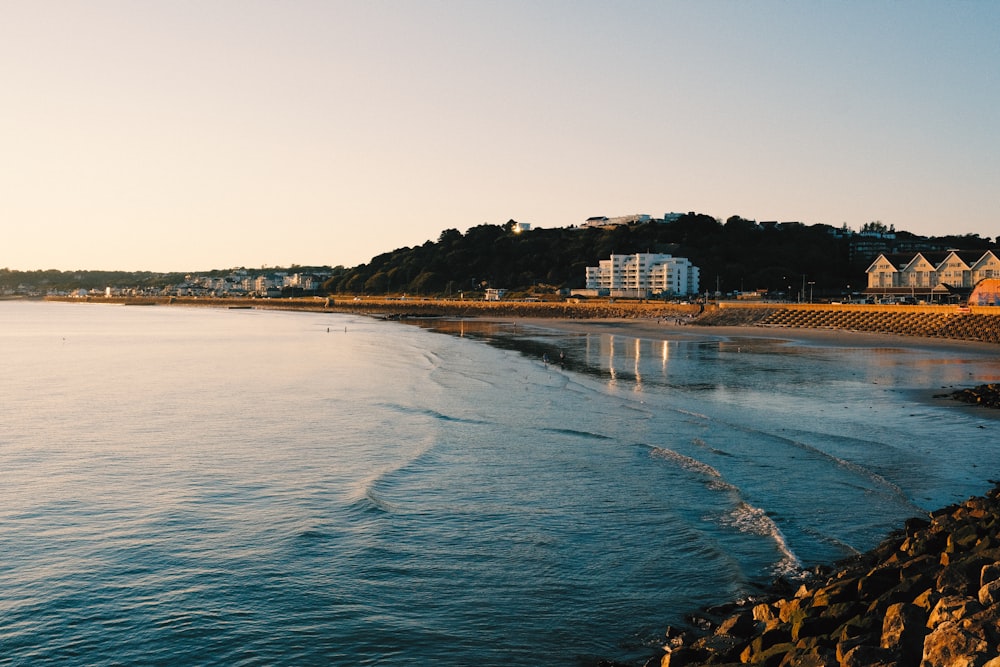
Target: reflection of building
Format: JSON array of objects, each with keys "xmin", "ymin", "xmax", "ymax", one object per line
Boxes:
[
  {"xmin": 866, "ymin": 251, "xmax": 1000, "ymax": 301},
  {"xmin": 583, "ymin": 253, "xmax": 700, "ymax": 298}
]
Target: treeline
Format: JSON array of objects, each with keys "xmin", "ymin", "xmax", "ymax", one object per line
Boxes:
[
  {"xmin": 321, "ymin": 214, "xmax": 994, "ymax": 297},
  {"xmin": 0, "ymin": 268, "xmax": 189, "ymax": 292},
  {"xmin": 5, "ymin": 215, "xmax": 994, "ymax": 297}
]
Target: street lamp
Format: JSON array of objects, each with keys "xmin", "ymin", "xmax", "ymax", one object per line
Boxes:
[{"xmin": 808, "ymin": 281, "xmax": 815, "ymax": 303}]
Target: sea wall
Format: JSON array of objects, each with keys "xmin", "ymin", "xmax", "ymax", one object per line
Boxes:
[{"xmin": 655, "ymin": 485, "xmax": 1000, "ymax": 666}]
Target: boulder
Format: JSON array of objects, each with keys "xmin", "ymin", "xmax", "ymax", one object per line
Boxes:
[
  {"xmin": 982, "ymin": 562, "xmax": 1000, "ymax": 589},
  {"xmin": 920, "ymin": 620, "xmax": 989, "ymax": 667},
  {"xmin": 978, "ymin": 579, "xmax": 1000, "ymax": 607},
  {"xmin": 927, "ymin": 595, "xmax": 983, "ymax": 628},
  {"xmin": 880, "ymin": 602, "xmax": 927, "ymax": 663}
]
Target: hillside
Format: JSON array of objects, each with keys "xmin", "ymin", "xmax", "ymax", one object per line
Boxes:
[{"xmin": 320, "ymin": 216, "xmax": 994, "ymax": 298}]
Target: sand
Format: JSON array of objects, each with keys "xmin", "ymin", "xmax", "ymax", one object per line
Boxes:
[{"xmin": 502, "ymin": 317, "xmax": 1000, "ymax": 357}]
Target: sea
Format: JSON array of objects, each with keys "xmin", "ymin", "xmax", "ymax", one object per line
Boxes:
[{"xmin": 2, "ymin": 300, "xmax": 998, "ymax": 666}]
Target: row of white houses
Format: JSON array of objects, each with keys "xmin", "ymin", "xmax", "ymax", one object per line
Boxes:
[
  {"xmin": 866, "ymin": 251, "xmax": 1000, "ymax": 299},
  {"xmin": 581, "ymin": 253, "xmax": 701, "ymax": 298}
]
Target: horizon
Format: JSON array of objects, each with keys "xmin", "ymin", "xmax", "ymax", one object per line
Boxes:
[
  {"xmin": 2, "ymin": 216, "xmax": 995, "ymax": 275},
  {"xmin": 4, "ymin": 1, "xmax": 998, "ymax": 273}
]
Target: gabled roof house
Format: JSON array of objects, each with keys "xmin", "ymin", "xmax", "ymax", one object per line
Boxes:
[{"xmin": 865, "ymin": 250, "xmax": 1000, "ymax": 301}]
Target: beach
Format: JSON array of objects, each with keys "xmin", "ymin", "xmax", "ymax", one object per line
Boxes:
[{"xmin": 502, "ymin": 316, "xmax": 1000, "ymax": 355}]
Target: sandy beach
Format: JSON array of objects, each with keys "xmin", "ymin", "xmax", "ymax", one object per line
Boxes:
[{"xmin": 507, "ymin": 317, "xmax": 1000, "ymax": 357}]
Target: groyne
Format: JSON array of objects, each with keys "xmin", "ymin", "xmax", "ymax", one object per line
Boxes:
[{"xmin": 652, "ymin": 484, "xmax": 1000, "ymax": 667}]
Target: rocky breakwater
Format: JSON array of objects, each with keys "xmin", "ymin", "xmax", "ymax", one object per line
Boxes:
[{"xmin": 658, "ymin": 485, "xmax": 1000, "ymax": 666}]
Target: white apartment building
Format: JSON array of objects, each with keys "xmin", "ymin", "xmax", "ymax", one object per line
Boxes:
[{"xmin": 584, "ymin": 253, "xmax": 700, "ymax": 298}]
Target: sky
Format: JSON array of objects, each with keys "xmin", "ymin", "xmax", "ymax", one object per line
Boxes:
[{"xmin": 3, "ymin": 1, "xmax": 998, "ymax": 272}]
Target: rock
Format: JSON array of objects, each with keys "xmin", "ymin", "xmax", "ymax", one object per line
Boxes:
[
  {"xmin": 752, "ymin": 602, "xmax": 777, "ymax": 623},
  {"xmin": 840, "ymin": 644, "xmax": 896, "ymax": 667},
  {"xmin": 778, "ymin": 648, "xmax": 833, "ymax": 666},
  {"xmin": 881, "ymin": 602, "xmax": 927, "ymax": 663},
  {"xmin": 982, "ymin": 563, "xmax": 1000, "ymax": 589},
  {"xmin": 859, "ymin": 564, "xmax": 903, "ymax": 600},
  {"xmin": 810, "ymin": 579, "xmax": 858, "ymax": 608},
  {"xmin": 978, "ymin": 579, "xmax": 1000, "ymax": 607},
  {"xmin": 714, "ymin": 610, "xmax": 757, "ymax": 638},
  {"xmin": 927, "ymin": 595, "xmax": 983, "ymax": 628},
  {"xmin": 689, "ymin": 632, "xmax": 745, "ymax": 662},
  {"xmin": 659, "ymin": 645, "xmax": 706, "ymax": 667},
  {"xmin": 920, "ymin": 620, "xmax": 989, "ymax": 667}
]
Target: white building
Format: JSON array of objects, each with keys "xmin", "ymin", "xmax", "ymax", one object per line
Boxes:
[{"xmin": 584, "ymin": 253, "xmax": 700, "ymax": 298}]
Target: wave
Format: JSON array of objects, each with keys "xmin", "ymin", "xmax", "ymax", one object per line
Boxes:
[
  {"xmin": 722, "ymin": 502, "xmax": 802, "ymax": 577},
  {"xmin": 691, "ymin": 437, "xmax": 732, "ymax": 457},
  {"xmin": 539, "ymin": 427, "xmax": 612, "ymax": 441},
  {"xmin": 375, "ymin": 402, "xmax": 490, "ymax": 426},
  {"xmin": 665, "ymin": 398, "xmax": 920, "ymax": 514},
  {"xmin": 776, "ymin": 433, "xmax": 913, "ymax": 506},
  {"xmin": 647, "ymin": 444, "xmax": 803, "ymax": 576},
  {"xmin": 649, "ymin": 446, "xmax": 724, "ymax": 481},
  {"xmin": 675, "ymin": 408, "xmax": 710, "ymax": 421}
]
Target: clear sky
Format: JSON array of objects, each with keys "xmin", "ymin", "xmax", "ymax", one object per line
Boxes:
[{"xmin": 3, "ymin": 1, "xmax": 997, "ymax": 272}]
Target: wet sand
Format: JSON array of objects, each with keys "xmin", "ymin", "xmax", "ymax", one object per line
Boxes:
[{"xmin": 505, "ymin": 317, "xmax": 1000, "ymax": 357}]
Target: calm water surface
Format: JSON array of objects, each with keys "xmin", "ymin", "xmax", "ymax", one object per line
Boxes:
[{"xmin": 1, "ymin": 301, "xmax": 998, "ymax": 665}]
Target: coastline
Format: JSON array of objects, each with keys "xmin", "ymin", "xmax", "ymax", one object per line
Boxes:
[
  {"xmin": 496, "ymin": 317, "xmax": 1000, "ymax": 361},
  {"xmin": 43, "ymin": 295, "xmax": 1000, "ymax": 349},
  {"xmin": 641, "ymin": 483, "xmax": 1000, "ymax": 667}
]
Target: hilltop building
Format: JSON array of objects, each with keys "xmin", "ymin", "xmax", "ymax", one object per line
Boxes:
[
  {"xmin": 581, "ymin": 253, "xmax": 700, "ymax": 298},
  {"xmin": 865, "ymin": 250, "xmax": 1000, "ymax": 302}
]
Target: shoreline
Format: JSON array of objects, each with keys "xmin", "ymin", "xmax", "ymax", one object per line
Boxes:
[
  {"xmin": 43, "ymin": 294, "xmax": 1000, "ymax": 348},
  {"xmin": 644, "ymin": 483, "xmax": 1000, "ymax": 667},
  {"xmin": 496, "ymin": 316, "xmax": 1000, "ymax": 357}
]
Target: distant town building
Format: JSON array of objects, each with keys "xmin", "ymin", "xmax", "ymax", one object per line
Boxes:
[
  {"xmin": 581, "ymin": 214, "xmax": 651, "ymax": 229},
  {"xmin": 484, "ymin": 288, "xmax": 507, "ymax": 301},
  {"xmin": 865, "ymin": 250, "xmax": 1000, "ymax": 302},
  {"xmin": 582, "ymin": 253, "xmax": 700, "ymax": 298}
]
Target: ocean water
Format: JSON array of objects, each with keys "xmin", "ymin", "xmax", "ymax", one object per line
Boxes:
[{"xmin": 2, "ymin": 301, "xmax": 998, "ymax": 666}]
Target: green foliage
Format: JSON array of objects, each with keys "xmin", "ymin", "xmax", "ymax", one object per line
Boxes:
[
  {"xmin": 319, "ymin": 215, "xmax": 855, "ymax": 295},
  {"xmin": 321, "ymin": 216, "xmax": 996, "ymax": 296},
  {"xmin": 4, "ymin": 218, "xmax": 994, "ymax": 297}
]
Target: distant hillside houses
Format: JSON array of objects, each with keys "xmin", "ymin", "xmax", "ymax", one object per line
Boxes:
[
  {"xmin": 580, "ymin": 253, "xmax": 700, "ymax": 298},
  {"xmin": 866, "ymin": 250, "xmax": 1000, "ymax": 302},
  {"xmin": 581, "ymin": 213, "xmax": 683, "ymax": 229},
  {"xmin": 104, "ymin": 269, "xmax": 332, "ymax": 298}
]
